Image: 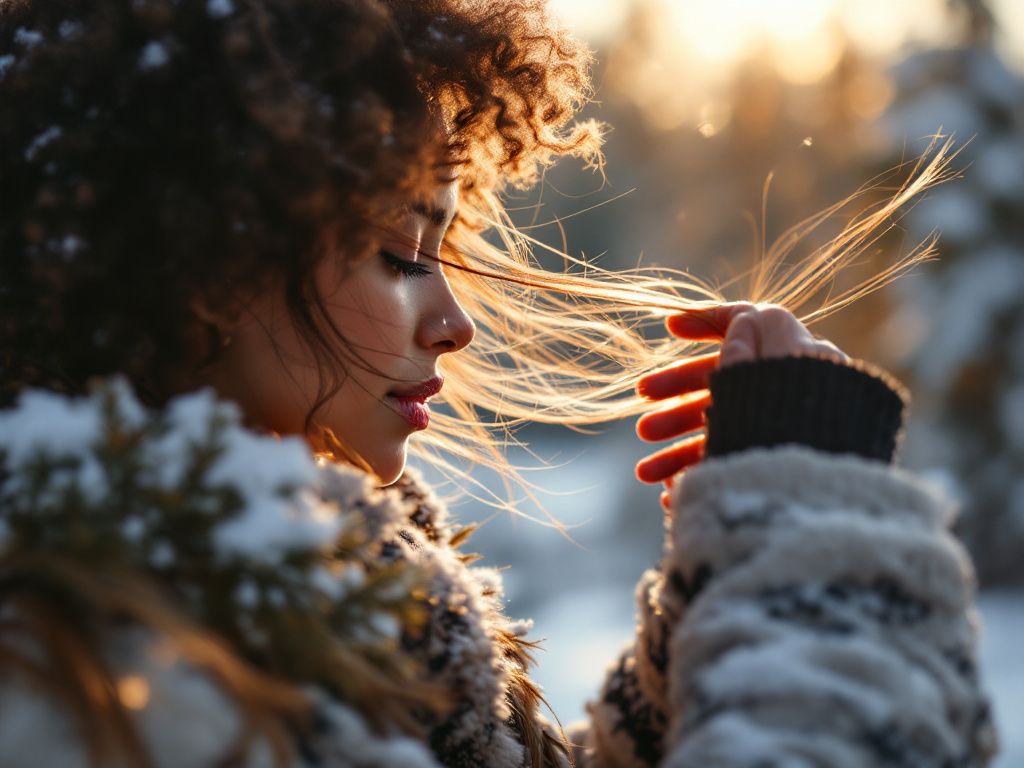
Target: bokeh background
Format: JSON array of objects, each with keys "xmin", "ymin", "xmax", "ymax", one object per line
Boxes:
[{"xmin": 424, "ymin": 0, "xmax": 1024, "ymax": 763}]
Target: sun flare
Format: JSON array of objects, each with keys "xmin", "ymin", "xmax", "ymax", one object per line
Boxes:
[{"xmin": 551, "ymin": 0, "xmax": 956, "ymax": 85}]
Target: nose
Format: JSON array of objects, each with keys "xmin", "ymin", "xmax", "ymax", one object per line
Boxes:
[{"xmin": 418, "ymin": 280, "xmax": 475, "ymax": 354}]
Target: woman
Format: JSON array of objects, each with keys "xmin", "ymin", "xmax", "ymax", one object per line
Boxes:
[{"xmin": 0, "ymin": 0, "xmax": 996, "ymax": 766}]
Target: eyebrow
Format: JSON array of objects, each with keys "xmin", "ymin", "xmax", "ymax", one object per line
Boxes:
[{"xmin": 408, "ymin": 201, "xmax": 456, "ymax": 228}]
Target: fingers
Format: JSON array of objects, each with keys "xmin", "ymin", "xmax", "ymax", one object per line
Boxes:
[
  {"xmin": 669, "ymin": 303, "xmax": 850, "ymax": 367},
  {"xmin": 635, "ymin": 434, "xmax": 706, "ymax": 484},
  {"xmin": 666, "ymin": 302, "xmax": 756, "ymax": 340},
  {"xmin": 637, "ymin": 351, "xmax": 720, "ymax": 400},
  {"xmin": 636, "ymin": 390, "xmax": 711, "ymax": 442},
  {"xmin": 638, "ymin": 302, "xmax": 851, "ymax": 493},
  {"xmin": 719, "ymin": 311, "xmax": 760, "ymax": 366}
]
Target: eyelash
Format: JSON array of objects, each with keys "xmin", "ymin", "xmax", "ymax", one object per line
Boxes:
[{"xmin": 379, "ymin": 250, "xmax": 433, "ymax": 278}]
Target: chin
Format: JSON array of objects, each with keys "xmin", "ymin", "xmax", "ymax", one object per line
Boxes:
[{"xmin": 368, "ymin": 444, "xmax": 408, "ymax": 487}]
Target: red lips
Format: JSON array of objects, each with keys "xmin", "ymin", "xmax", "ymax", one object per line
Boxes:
[
  {"xmin": 387, "ymin": 377, "xmax": 443, "ymax": 431},
  {"xmin": 388, "ymin": 376, "xmax": 444, "ymax": 401}
]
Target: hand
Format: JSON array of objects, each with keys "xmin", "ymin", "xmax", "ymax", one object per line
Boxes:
[{"xmin": 635, "ymin": 303, "xmax": 848, "ymax": 504}]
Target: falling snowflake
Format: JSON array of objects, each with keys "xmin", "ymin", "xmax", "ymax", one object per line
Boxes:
[
  {"xmin": 206, "ymin": 0, "xmax": 235, "ymax": 19},
  {"xmin": 138, "ymin": 41, "xmax": 169, "ymax": 71},
  {"xmin": 24, "ymin": 126, "xmax": 62, "ymax": 162},
  {"xmin": 13, "ymin": 28, "xmax": 43, "ymax": 48}
]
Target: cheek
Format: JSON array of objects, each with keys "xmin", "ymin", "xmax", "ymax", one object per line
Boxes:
[{"xmin": 325, "ymin": 280, "xmax": 414, "ymax": 362}]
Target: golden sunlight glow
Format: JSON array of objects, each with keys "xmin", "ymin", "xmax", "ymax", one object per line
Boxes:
[
  {"xmin": 774, "ymin": 26, "xmax": 844, "ymax": 85},
  {"xmin": 547, "ymin": 0, "xmax": 632, "ymax": 41},
  {"xmin": 551, "ymin": 0, "xmax": 1023, "ymax": 136},
  {"xmin": 551, "ymin": 0, "xmax": 961, "ymax": 81},
  {"xmin": 991, "ymin": 0, "xmax": 1024, "ymax": 72},
  {"xmin": 117, "ymin": 675, "xmax": 151, "ymax": 710},
  {"xmin": 847, "ymin": 71, "xmax": 896, "ymax": 120}
]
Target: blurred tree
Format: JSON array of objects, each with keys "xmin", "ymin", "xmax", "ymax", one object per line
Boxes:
[
  {"xmin": 876, "ymin": 0, "xmax": 1024, "ymax": 584},
  {"xmin": 592, "ymin": 0, "xmax": 909, "ymax": 359}
]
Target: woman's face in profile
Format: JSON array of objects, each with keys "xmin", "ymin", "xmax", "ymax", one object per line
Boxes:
[{"xmin": 205, "ymin": 177, "xmax": 474, "ymax": 484}]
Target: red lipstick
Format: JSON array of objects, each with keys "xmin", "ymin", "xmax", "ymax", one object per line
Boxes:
[{"xmin": 387, "ymin": 376, "xmax": 443, "ymax": 430}]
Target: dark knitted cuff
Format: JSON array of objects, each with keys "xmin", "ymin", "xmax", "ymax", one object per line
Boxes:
[{"xmin": 704, "ymin": 355, "xmax": 908, "ymax": 463}]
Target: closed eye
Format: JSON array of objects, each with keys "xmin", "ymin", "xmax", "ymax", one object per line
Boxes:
[{"xmin": 379, "ymin": 249, "xmax": 433, "ymax": 278}]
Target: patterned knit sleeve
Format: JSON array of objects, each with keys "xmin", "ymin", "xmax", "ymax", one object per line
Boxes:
[
  {"xmin": 659, "ymin": 446, "xmax": 997, "ymax": 766},
  {"xmin": 573, "ymin": 357, "xmax": 996, "ymax": 767}
]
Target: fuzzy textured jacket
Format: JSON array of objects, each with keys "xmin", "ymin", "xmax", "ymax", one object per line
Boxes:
[{"xmin": 0, "ymin": 357, "xmax": 998, "ymax": 767}]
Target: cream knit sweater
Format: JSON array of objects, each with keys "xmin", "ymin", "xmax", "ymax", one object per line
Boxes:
[{"xmin": 0, "ymin": 363, "xmax": 998, "ymax": 767}]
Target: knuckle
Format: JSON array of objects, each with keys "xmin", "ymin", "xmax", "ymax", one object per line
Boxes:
[
  {"xmin": 756, "ymin": 304, "xmax": 796, "ymax": 327},
  {"xmin": 727, "ymin": 312, "xmax": 758, "ymax": 333},
  {"xmin": 728, "ymin": 301, "xmax": 757, "ymax": 313}
]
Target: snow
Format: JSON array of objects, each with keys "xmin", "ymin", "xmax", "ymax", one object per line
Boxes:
[
  {"xmin": 522, "ymin": 587, "xmax": 636, "ymax": 719},
  {"xmin": 146, "ymin": 388, "xmax": 231, "ymax": 489},
  {"xmin": 889, "ymin": 49, "xmax": 947, "ymax": 92},
  {"xmin": 977, "ymin": 592, "xmax": 1024, "ymax": 767},
  {"xmin": 976, "ymin": 138, "xmax": 1024, "ymax": 200},
  {"xmin": 1000, "ymin": 384, "xmax": 1024, "ymax": 450},
  {"xmin": 234, "ymin": 580, "xmax": 259, "ymax": 608},
  {"xmin": 0, "ymin": 382, "xmax": 147, "ymax": 505},
  {"xmin": 0, "ymin": 679, "xmax": 91, "ymax": 768},
  {"xmin": 212, "ymin": 491, "xmax": 339, "ymax": 565},
  {"xmin": 149, "ymin": 541, "xmax": 175, "ymax": 568},
  {"xmin": 369, "ymin": 612, "xmax": 400, "ymax": 639},
  {"xmin": 907, "ymin": 184, "xmax": 990, "ymax": 244},
  {"xmin": 913, "ymin": 247, "xmax": 1024, "ymax": 390},
  {"xmin": 208, "ymin": 425, "xmax": 318, "ymax": 496},
  {"xmin": 60, "ymin": 235, "xmax": 84, "ymax": 259},
  {"xmin": 880, "ymin": 85, "xmax": 984, "ymax": 146},
  {"xmin": 115, "ymin": 631, "xmax": 253, "ymax": 767},
  {"xmin": 205, "ymin": 418, "xmax": 341, "ymax": 565},
  {"xmin": 24, "ymin": 125, "xmax": 62, "ymax": 162},
  {"xmin": 308, "ymin": 689, "xmax": 442, "ymax": 767},
  {"xmin": 58, "ymin": 20, "xmax": 82, "ymax": 40},
  {"xmin": 206, "ymin": 0, "xmax": 235, "ymax": 19},
  {"xmin": 13, "ymin": 28, "xmax": 43, "ymax": 48},
  {"xmin": 0, "ymin": 388, "xmax": 103, "ymax": 466},
  {"xmin": 121, "ymin": 516, "xmax": 147, "ymax": 542},
  {"xmin": 138, "ymin": 41, "xmax": 169, "ymax": 70},
  {"xmin": 1007, "ymin": 480, "xmax": 1024, "ymax": 537},
  {"xmin": 0, "ymin": 382, "xmax": 343, "ymax": 566},
  {"xmin": 105, "ymin": 376, "xmax": 148, "ymax": 429},
  {"xmin": 968, "ymin": 49, "xmax": 1024, "ymax": 112}
]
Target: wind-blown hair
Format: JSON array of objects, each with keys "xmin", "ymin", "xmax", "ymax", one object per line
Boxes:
[{"xmin": 0, "ymin": 0, "xmax": 954, "ymax": 506}]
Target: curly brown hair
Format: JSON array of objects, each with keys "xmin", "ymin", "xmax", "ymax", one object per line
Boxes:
[{"xmin": 0, "ymin": 0, "xmax": 600, "ymax": 407}]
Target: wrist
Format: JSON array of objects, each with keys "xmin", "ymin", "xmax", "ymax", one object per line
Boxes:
[{"xmin": 704, "ymin": 355, "xmax": 908, "ymax": 463}]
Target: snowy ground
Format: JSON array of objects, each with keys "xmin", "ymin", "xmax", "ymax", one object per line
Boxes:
[{"xmin": 976, "ymin": 592, "xmax": 1024, "ymax": 765}]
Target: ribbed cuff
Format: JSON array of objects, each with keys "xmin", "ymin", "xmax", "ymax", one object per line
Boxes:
[{"xmin": 704, "ymin": 356, "xmax": 908, "ymax": 463}]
